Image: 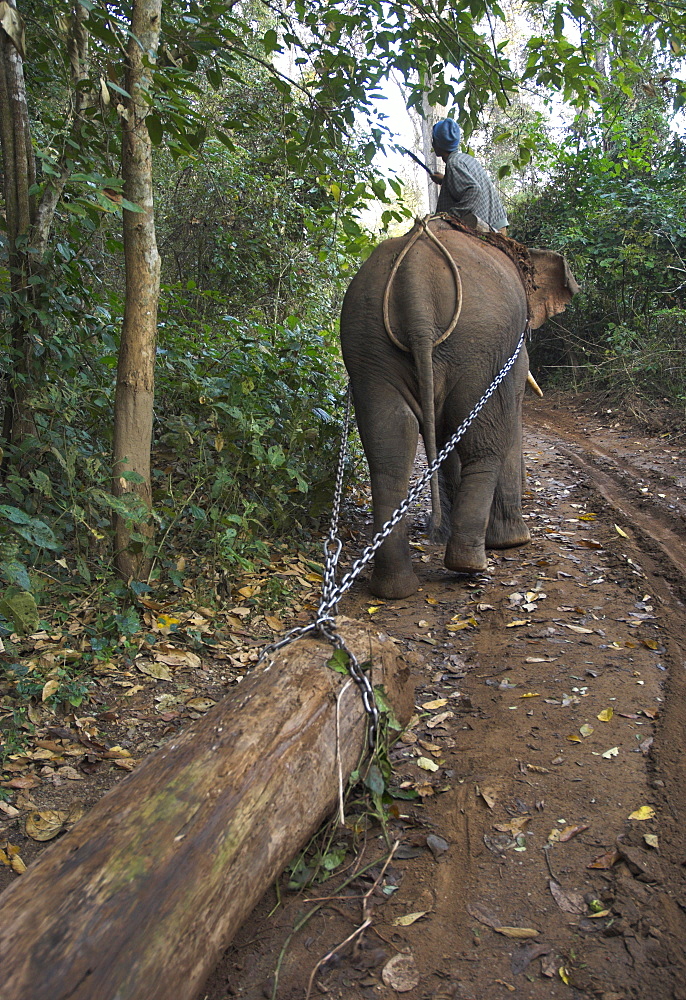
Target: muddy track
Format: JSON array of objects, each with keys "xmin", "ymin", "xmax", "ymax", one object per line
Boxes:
[
  {"xmin": 536, "ymin": 408, "xmax": 686, "ymax": 597},
  {"xmin": 204, "ymin": 395, "xmax": 686, "ymax": 1000}
]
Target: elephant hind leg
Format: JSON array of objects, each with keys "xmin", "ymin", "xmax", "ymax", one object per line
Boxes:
[
  {"xmin": 356, "ymin": 390, "xmax": 421, "ymax": 600},
  {"xmin": 485, "ymin": 435, "xmax": 530, "ymax": 550}
]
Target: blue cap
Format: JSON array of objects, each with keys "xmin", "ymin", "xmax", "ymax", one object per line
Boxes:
[{"xmin": 432, "ymin": 119, "xmax": 461, "ymax": 152}]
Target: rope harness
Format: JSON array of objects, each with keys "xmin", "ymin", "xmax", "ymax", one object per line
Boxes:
[{"xmin": 382, "ymin": 215, "xmax": 464, "ymax": 352}]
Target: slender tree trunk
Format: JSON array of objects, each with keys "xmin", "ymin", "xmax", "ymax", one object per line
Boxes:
[
  {"xmin": 420, "ymin": 89, "xmax": 440, "ymax": 213},
  {"xmin": 0, "ymin": 0, "xmax": 36, "ymax": 445},
  {"xmin": 112, "ymin": 0, "xmax": 162, "ymax": 581},
  {"xmin": 0, "ymin": 1, "xmax": 90, "ymax": 447}
]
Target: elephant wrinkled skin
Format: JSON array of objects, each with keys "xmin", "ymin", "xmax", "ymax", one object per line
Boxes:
[{"xmin": 340, "ymin": 219, "xmax": 579, "ymax": 599}]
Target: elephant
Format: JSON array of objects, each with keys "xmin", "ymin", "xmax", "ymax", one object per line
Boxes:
[{"xmin": 339, "ymin": 216, "xmax": 579, "ymax": 599}]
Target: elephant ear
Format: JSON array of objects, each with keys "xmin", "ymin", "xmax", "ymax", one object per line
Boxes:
[{"xmin": 527, "ymin": 250, "xmax": 580, "ymax": 331}]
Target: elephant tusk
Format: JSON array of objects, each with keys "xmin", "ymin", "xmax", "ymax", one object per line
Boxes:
[{"xmin": 527, "ymin": 371, "xmax": 543, "ymax": 397}]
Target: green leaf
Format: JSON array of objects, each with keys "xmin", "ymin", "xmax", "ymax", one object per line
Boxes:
[
  {"xmin": 327, "ymin": 648, "xmax": 349, "ymax": 674},
  {"xmin": 0, "ymin": 560, "xmax": 31, "ymax": 591},
  {"xmin": 147, "ymin": 114, "xmax": 163, "ymax": 146},
  {"xmin": 263, "ymin": 28, "xmax": 279, "ymax": 54},
  {"xmin": 0, "ymin": 589, "xmax": 39, "ymax": 634},
  {"xmin": 364, "ymin": 763, "xmax": 385, "ymax": 797}
]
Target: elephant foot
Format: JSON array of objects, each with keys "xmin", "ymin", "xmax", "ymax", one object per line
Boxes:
[
  {"xmin": 369, "ymin": 567, "xmax": 419, "ymax": 600},
  {"xmin": 486, "ymin": 517, "xmax": 531, "ymax": 550},
  {"xmin": 444, "ymin": 537, "xmax": 488, "ymax": 575}
]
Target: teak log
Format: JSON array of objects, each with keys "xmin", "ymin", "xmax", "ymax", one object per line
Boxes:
[{"xmin": 0, "ymin": 622, "xmax": 414, "ymax": 1000}]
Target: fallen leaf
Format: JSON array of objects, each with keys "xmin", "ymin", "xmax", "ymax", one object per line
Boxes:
[
  {"xmin": 136, "ymin": 660, "xmax": 172, "ymax": 681},
  {"xmin": 467, "ymin": 902, "xmax": 502, "ymax": 929},
  {"xmin": 446, "ymin": 616, "xmax": 478, "ymax": 631},
  {"xmin": 587, "ymin": 848, "xmax": 621, "ymax": 869},
  {"xmin": 644, "ymin": 834, "xmax": 659, "ymax": 850},
  {"xmin": 597, "ymin": 708, "xmax": 614, "ymax": 722},
  {"xmin": 41, "ymin": 678, "xmax": 59, "ymax": 702},
  {"xmin": 526, "ymin": 764, "xmax": 549, "ymax": 774},
  {"xmin": 628, "ymin": 805, "xmax": 655, "ymax": 821},
  {"xmin": 416, "ymin": 757, "xmax": 439, "ymax": 772},
  {"xmin": 382, "ymin": 953, "xmax": 420, "ymax": 992},
  {"xmin": 601, "ymin": 746, "xmax": 619, "ymax": 759},
  {"xmin": 559, "ymin": 823, "xmax": 590, "ymax": 842},
  {"xmin": 549, "ymin": 880, "xmax": 586, "ymax": 914},
  {"xmin": 615, "ymin": 524, "xmax": 629, "ymax": 538},
  {"xmin": 156, "ymin": 614, "xmax": 180, "ymax": 629},
  {"xmin": 2, "ymin": 774, "xmax": 39, "ymax": 790},
  {"xmin": 422, "ymin": 698, "xmax": 448, "ymax": 710},
  {"xmin": 495, "ymin": 926, "xmax": 540, "ymax": 939},
  {"xmin": 25, "ymin": 804, "xmax": 84, "ymax": 841},
  {"xmin": 505, "ymin": 619, "xmax": 530, "ymax": 628},
  {"xmin": 520, "ymin": 692, "xmax": 540, "ymax": 699},
  {"xmin": 579, "ymin": 724, "xmax": 594, "ymax": 738},
  {"xmin": 426, "ymin": 711, "xmax": 454, "ymax": 729},
  {"xmin": 393, "ymin": 911, "xmax": 428, "ymax": 927},
  {"xmin": 185, "ymin": 697, "xmax": 216, "ymax": 712},
  {"xmin": 479, "ymin": 785, "xmax": 497, "ymax": 809},
  {"xmin": 563, "ymin": 623, "xmax": 594, "ymax": 634}
]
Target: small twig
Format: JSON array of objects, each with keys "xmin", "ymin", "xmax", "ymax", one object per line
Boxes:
[
  {"xmin": 543, "ymin": 844, "xmax": 557, "ymax": 881},
  {"xmin": 303, "ymin": 841, "xmax": 400, "ymax": 1000},
  {"xmin": 361, "ymin": 839, "xmax": 399, "ymax": 922},
  {"xmin": 270, "ymin": 845, "xmax": 398, "ymax": 1000},
  {"xmin": 304, "ymin": 918, "xmax": 372, "ymax": 1000}
]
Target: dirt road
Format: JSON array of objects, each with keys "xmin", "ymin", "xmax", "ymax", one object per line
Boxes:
[
  {"xmin": 1, "ymin": 393, "xmax": 685, "ymax": 1000},
  {"xmin": 207, "ymin": 394, "xmax": 686, "ymax": 1000}
]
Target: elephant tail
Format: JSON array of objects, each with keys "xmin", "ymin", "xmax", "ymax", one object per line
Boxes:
[{"xmin": 413, "ymin": 340, "xmax": 442, "ymax": 533}]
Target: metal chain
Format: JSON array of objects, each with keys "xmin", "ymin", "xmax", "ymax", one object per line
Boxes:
[
  {"xmin": 320, "ymin": 383, "xmax": 352, "ymax": 612},
  {"xmin": 256, "ymin": 383, "xmax": 379, "ymax": 746},
  {"xmin": 317, "ymin": 325, "xmax": 528, "ymax": 616},
  {"xmin": 255, "ymin": 325, "xmax": 526, "ymax": 750}
]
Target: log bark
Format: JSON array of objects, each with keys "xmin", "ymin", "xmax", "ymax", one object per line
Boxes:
[{"xmin": 0, "ymin": 622, "xmax": 415, "ymax": 1000}]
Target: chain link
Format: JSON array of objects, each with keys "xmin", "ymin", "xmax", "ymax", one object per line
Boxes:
[{"xmin": 256, "ymin": 326, "xmax": 527, "ymax": 751}]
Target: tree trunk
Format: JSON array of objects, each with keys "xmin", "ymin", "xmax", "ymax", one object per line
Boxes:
[
  {"xmin": 0, "ymin": 1, "xmax": 90, "ymax": 446},
  {"xmin": 0, "ymin": 622, "xmax": 415, "ymax": 1000},
  {"xmin": 112, "ymin": 0, "xmax": 162, "ymax": 581},
  {"xmin": 0, "ymin": 0, "xmax": 36, "ymax": 445},
  {"xmin": 420, "ymin": 85, "xmax": 442, "ymax": 213}
]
